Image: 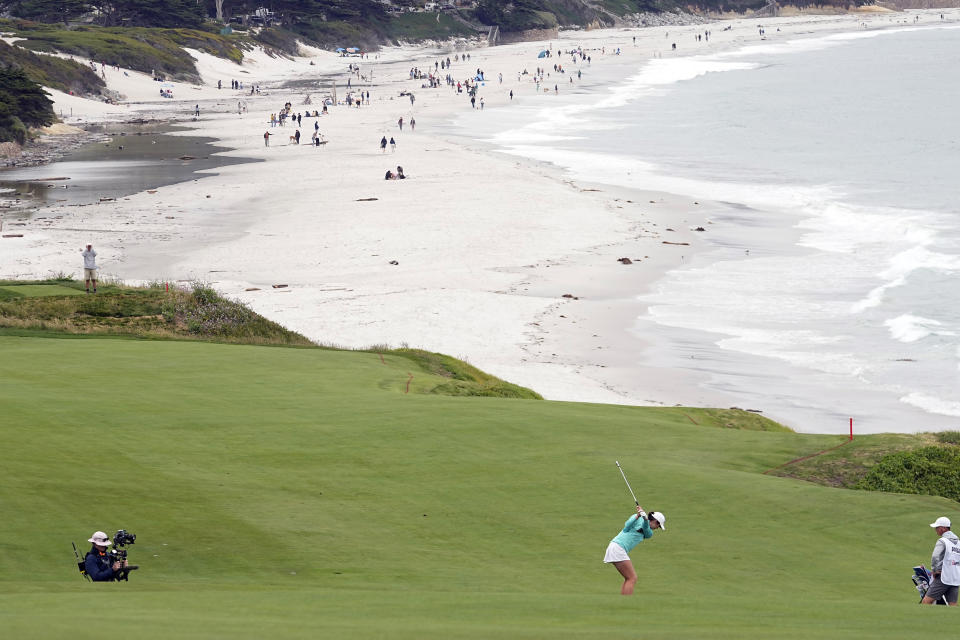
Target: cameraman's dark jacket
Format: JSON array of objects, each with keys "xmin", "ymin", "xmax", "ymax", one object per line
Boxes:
[{"xmin": 84, "ymin": 547, "xmax": 117, "ymax": 582}]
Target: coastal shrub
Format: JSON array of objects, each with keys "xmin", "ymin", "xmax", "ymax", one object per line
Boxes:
[
  {"xmin": 936, "ymin": 431, "xmax": 960, "ymax": 446},
  {"xmin": 166, "ymin": 282, "xmax": 312, "ymax": 344},
  {"xmin": 5, "ymin": 115, "xmax": 28, "ymax": 145},
  {"xmin": 0, "ymin": 66, "xmax": 52, "ymax": 144},
  {"xmin": 855, "ymin": 445, "xmax": 960, "ymax": 502}
]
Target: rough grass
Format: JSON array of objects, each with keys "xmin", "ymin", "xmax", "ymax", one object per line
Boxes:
[
  {"xmin": 767, "ymin": 433, "xmax": 937, "ymax": 488},
  {"xmin": 385, "ymin": 347, "xmax": 542, "ymax": 399},
  {"xmin": 0, "ymin": 279, "xmax": 312, "ymax": 345},
  {"xmin": 0, "ymin": 334, "xmax": 955, "ymax": 638}
]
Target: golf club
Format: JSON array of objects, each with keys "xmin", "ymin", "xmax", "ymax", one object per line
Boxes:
[{"xmin": 615, "ymin": 460, "xmax": 639, "ymax": 506}]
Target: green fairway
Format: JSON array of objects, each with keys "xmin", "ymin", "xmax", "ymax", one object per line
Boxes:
[{"xmin": 0, "ymin": 335, "xmax": 955, "ymax": 638}]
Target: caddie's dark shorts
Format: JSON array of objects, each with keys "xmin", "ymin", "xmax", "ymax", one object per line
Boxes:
[{"xmin": 926, "ymin": 577, "xmax": 959, "ymax": 603}]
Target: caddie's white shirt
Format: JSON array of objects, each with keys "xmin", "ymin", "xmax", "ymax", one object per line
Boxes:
[
  {"xmin": 940, "ymin": 532, "xmax": 960, "ymax": 586},
  {"xmin": 82, "ymin": 249, "xmax": 97, "ymax": 269}
]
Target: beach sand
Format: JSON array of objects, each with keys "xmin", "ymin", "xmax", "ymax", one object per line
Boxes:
[{"xmin": 4, "ymin": 10, "xmax": 956, "ymax": 429}]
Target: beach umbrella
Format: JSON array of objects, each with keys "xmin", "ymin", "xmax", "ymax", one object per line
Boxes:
[
  {"xmin": 335, "ymin": 47, "xmax": 345, "ymax": 52},
  {"xmin": 537, "ymin": 51, "xmax": 547, "ymax": 58}
]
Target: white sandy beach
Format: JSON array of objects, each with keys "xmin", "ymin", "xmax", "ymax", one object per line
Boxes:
[{"xmin": 3, "ymin": 9, "xmax": 957, "ymax": 431}]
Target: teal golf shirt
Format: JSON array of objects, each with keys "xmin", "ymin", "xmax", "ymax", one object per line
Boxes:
[{"xmin": 611, "ymin": 514, "xmax": 654, "ymax": 553}]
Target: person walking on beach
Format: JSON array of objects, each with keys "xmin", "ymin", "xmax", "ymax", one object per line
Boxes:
[
  {"xmin": 380, "ymin": 136, "xmax": 388, "ymax": 153},
  {"xmin": 398, "ymin": 117, "xmax": 404, "ymax": 131},
  {"xmin": 389, "ymin": 137, "xmax": 396, "ymax": 152},
  {"xmin": 263, "ymin": 131, "xmax": 270, "ymax": 147},
  {"xmin": 922, "ymin": 517, "xmax": 960, "ymax": 605},
  {"xmin": 81, "ymin": 244, "xmax": 98, "ymax": 293},
  {"xmin": 509, "ymin": 89, "xmax": 513, "ymax": 101},
  {"xmin": 410, "ymin": 118, "xmax": 416, "ymax": 131},
  {"xmin": 294, "ymin": 129, "xmax": 301, "ymax": 145},
  {"xmin": 604, "ymin": 505, "xmax": 666, "ymax": 595},
  {"xmin": 194, "ymin": 104, "xmax": 199, "ymax": 117}
]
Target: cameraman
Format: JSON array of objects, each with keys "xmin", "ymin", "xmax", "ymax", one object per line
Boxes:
[{"xmin": 84, "ymin": 531, "xmax": 126, "ymax": 581}]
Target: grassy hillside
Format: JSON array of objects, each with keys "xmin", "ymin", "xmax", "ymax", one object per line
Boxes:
[
  {"xmin": 0, "ymin": 309, "xmax": 956, "ymax": 636},
  {"xmin": 0, "ymin": 39, "xmax": 104, "ymax": 96},
  {"xmin": 0, "ymin": 279, "xmax": 541, "ymax": 397},
  {"xmin": 0, "ymin": 19, "xmax": 247, "ymax": 81}
]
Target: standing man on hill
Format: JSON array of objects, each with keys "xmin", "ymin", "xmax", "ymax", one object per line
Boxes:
[
  {"xmin": 922, "ymin": 516, "xmax": 960, "ymax": 605},
  {"xmin": 81, "ymin": 243, "xmax": 98, "ymax": 293}
]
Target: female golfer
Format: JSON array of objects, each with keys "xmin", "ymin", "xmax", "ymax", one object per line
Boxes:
[{"xmin": 604, "ymin": 505, "xmax": 666, "ymax": 595}]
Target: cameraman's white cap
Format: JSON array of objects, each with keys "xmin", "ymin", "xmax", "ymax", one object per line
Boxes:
[
  {"xmin": 930, "ymin": 516, "xmax": 952, "ymax": 529},
  {"xmin": 88, "ymin": 531, "xmax": 111, "ymax": 545}
]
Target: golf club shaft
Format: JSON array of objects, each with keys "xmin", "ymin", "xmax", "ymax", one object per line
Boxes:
[{"xmin": 615, "ymin": 461, "xmax": 639, "ymax": 506}]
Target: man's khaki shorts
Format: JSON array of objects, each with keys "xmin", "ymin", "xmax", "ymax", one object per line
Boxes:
[{"xmin": 84, "ymin": 268, "xmax": 97, "ymax": 281}]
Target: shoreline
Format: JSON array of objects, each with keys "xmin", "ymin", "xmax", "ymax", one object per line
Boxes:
[{"xmin": 3, "ymin": 10, "xmax": 957, "ymax": 433}]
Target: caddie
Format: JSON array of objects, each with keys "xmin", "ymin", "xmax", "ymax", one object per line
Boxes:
[{"xmin": 922, "ymin": 516, "xmax": 960, "ymax": 605}]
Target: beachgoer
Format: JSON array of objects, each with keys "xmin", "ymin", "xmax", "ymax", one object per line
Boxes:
[
  {"xmin": 380, "ymin": 136, "xmax": 388, "ymax": 153},
  {"xmin": 81, "ymin": 244, "xmax": 98, "ymax": 293},
  {"xmin": 604, "ymin": 505, "xmax": 666, "ymax": 595},
  {"xmin": 264, "ymin": 131, "xmax": 270, "ymax": 147},
  {"xmin": 396, "ymin": 166, "xmax": 406, "ymax": 180},
  {"xmin": 294, "ymin": 129, "xmax": 301, "ymax": 145},
  {"xmin": 389, "ymin": 137, "xmax": 396, "ymax": 152},
  {"xmin": 410, "ymin": 118, "xmax": 416, "ymax": 131},
  {"xmin": 194, "ymin": 104, "xmax": 199, "ymax": 117},
  {"xmin": 470, "ymin": 96, "xmax": 476, "ymax": 108},
  {"xmin": 398, "ymin": 117, "xmax": 403, "ymax": 131},
  {"xmin": 385, "ymin": 170, "xmax": 394, "ymax": 180},
  {"xmin": 509, "ymin": 90, "xmax": 513, "ymax": 100},
  {"xmin": 922, "ymin": 517, "xmax": 960, "ymax": 605}
]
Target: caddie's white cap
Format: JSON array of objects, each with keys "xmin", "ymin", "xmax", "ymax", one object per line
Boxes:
[
  {"xmin": 930, "ymin": 516, "xmax": 951, "ymax": 529},
  {"xmin": 88, "ymin": 531, "xmax": 111, "ymax": 546},
  {"xmin": 651, "ymin": 511, "xmax": 666, "ymax": 530}
]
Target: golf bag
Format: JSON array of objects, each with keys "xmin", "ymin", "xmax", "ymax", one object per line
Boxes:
[
  {"xmin": 72, "ymin": 542, "xmax": 90, "ymax": 581},
  {"xmin": 912, "ymin": 565, "xmax": 947, "ymax": 605}
]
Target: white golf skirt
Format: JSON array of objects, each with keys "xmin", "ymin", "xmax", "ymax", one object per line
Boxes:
[{"xmin": 603, "ymin": 541, "xmax": 630, "ymax": 563}]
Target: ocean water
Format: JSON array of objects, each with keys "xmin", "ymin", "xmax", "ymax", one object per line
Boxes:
[{"xmin": 458, "ymin": 23, "xmax": 960, "ymax": 433}]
